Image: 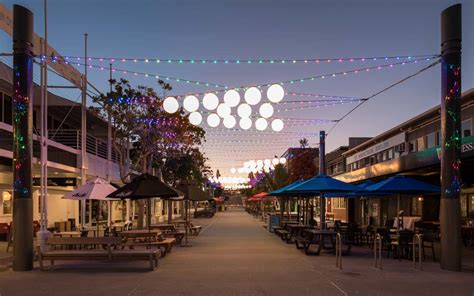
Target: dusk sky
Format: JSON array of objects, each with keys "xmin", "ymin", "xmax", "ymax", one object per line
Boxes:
[{"xmin": 1, "ymin": 0, "xmax": 473, "ymax": 175}]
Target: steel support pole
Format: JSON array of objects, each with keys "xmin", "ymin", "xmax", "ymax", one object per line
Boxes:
[
  {"xmin": 12, "ymin": 4, "xmax": 34, "ymax": 271},
  {"xmin": 319, "ymin": 131, "xmax": 326, "ymax": 230},
  {"xmin": 440, "ymin": 3, "xmax": 462, "ymax": 271},
  {"xmin": 80, "ymin": 33, "xmax": 88, "ymax": 228}
]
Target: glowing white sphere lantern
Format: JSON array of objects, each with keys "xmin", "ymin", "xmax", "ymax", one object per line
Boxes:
[
  {"xmin": 203, "ymin": 93, "xmax": 219, "ymax": 110},
  {"xmin": 207, "ymin": 113, "xmax": 220, "ymax": 127},
  {"xmin": 259, "ymin": 103, "xmax": 274, "ymax": 118},
  {"xmin": 239, "ymin": 117, "xmax": 252, "ymax": 130},
  {"xmin": 188, "ymin": 112, "xmax": 202, "ymax": 126},
  {"xmin": 264, "ymin": 159, "xmax": 271, "ymax": 166},
  {"xmin": 230, "ymin": 168, "xmax": 236, "ymax": 174},
  {"xmin": 217, "ymin": 103, "xmax": 231, "ymax": 118},
  {"xmin": 183, "ymin": 95, "xmax": 199, "ymax": 112},
  {"xmin": 163, "ymin": 97, "xmax": 179, "ymax": 114},
  {"xmin": 223, "ymin": 89, "xmax": 240, "ymax": 107},
  {"xmin": 267, "ymin": 84, "xmax": 285, "ymax": 103},
  {"xmin": 271, "ymin": 119, "xmax": 284, "ymax": 132},
  {"xmin": 244, "ymin": 87, "xmax": 262, "ymax": 105},
  {"xmin": 223, "ymin": 115, "xmax": 236, "ymax": 128},
  {"xmin": 272, "ymin": 158, "xmax": 279, "ymax": 165},
  {"xmin": 279, "ymin": 157, "xmax": 287, "ymax": 164},
  {"xmin": 256, "ymin": 160, "xmax": 263, "ymax": 167},
  {"xmin": 237, "ymin": 104, "xmax": 252, "ymax": 118},
  {"xmin": 255, "ymin": 118, "xmax": 268, "ymax": 131}
]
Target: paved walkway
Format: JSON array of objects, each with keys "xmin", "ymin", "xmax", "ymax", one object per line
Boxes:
[{"xmin": 0, "ymin": 208, "xmax": 473, "ymax": 295}]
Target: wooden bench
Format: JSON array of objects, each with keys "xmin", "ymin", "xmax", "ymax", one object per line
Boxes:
[
  {"xmin": 37, "ymin": 237, "xmax": 160, "ymax": 271},
  {"xmin": 120, "ymin": 231, "xmax": 176, "ymax": 257},
  {"xmin": 275, "ymin": 229, "xmax": 291, "ymax": 241},
  {"xmin": 188, "ymin": 222, "xmax": 202, "ymax": 236}
]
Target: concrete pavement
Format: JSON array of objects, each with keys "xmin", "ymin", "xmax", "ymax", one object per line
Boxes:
[{"xmin": 0, "ymin": 208, "xmax": 473, "ymax": 295}]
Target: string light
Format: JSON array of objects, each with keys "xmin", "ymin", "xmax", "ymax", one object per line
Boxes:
[{"xmin": 51, "ymin": 54, "xmax": 438, "ymax": 65}]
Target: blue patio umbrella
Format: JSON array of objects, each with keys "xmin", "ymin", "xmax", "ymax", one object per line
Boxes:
[
  {"xmin": 286, "ymin": 174, "xmax": 362, "ymax": 195},
  {"xmin": 324, "ymin": 180, "xmax": 376, "ymax": 198},
  {"xmin": 365, "ymin": 175, "xmax": 440, "ymax": 233},
  {"xmin": 267, "ymin": 180, "xmax": 304, "ymax": 197}
]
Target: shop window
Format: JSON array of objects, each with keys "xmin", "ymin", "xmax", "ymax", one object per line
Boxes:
[
  {"xmin": 461, "ymin": 194, "xmax": 468, "ymax": 217},
  {"xmin": 332, "ymin": 198, "xmax": 346, "ymax": 209},
  {"xmin": 408, "ymin": 140, "xmax": 416, "ymax": 152},
  {"xmin": 3, "ymin": 94, "xmax": 12, "ymax": 125},
  {"xmin": 417, "ymin": 137, "xmax": 426, "ymax": 151},
  {"xmin": 426, "ymin": 132, "xmax": 436, "ymax": 148},
  {"xmin": 435, "ymin": 131, "xmax": 440, "ymax": 146},
  {"xmin": 1, "ymin": 191, "xmax": 12, "ymax": 215},
  {"xmin": 411, "ymin": 196, "xmax": 423, "ymax": 216},
  {"xmin": 461, "ymin": 119, "xmax": 472, "ymax": 137}
]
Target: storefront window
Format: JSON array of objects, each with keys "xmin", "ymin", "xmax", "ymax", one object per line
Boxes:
[
  {"xmin": 1, "ymin": 191, "xmax": 12, "ymax": 215},
  {"xmin": 461, "ymin": 194, "xmax": 468, "ymax": 217},
  {"xmin": 461, "ymin": 119, "xmax": 472, "ymax": 137},
  {"xmin": 332, "ymin": 198, "xmax": 346, "ymax": 209},
  {"xmin": 411, "ymin": 196, "xmax": 423, "ymax": 216},
  {"xmin": 426, "ymin": 133, "xmax": 436, "ymax": 148},
  {"xmin": 417, "ymin": 137, "xmax": 426, "ymax": 151}
]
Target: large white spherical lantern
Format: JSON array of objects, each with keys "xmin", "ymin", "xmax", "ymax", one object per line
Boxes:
[
  {"xmin": 207, "ymin": 113, "xmax": 220, "ymax": 127},
  {"xmin": 231, "ymin": 168, "xmax": 236, "ymax": 174},
  {"xmin": 163, "ymin": 97, "xmax": 179, "ymax": 114},
  {"xmin": 267, "ymin": 84, "xmax": 285, "ymax": 103},
  {"xmin": 264, "ymin": 159, "xmax": 271, "ymax": 166},
  {"xmin": 256, "ymin": 160, "xmax": 263, "ymax": 167},
  {"xmin": 217, "ymin": 103, "xmax": 231, "ymax": 118},
  {"xmin": 272, "ymin": 158, "xmax": 279, "ymax": 165},
  {"xmin": 237, "ymin": 104, "xmax": 252, "ymax": 118},
  {"xmin": 203, "ymin": 93, "xmax": 219, "ymax": 110},
  {"xmin": 239, "ymin": 117, "xmax": 252, "ymax": 130},
  {"xmin": 255, "ymin": 118, "xmax": 268, "ymax": 131},
  {"xmin": 188, "ymin": 112, "xmax": 202, "ymax": 126},
  {"xmin": 259, "ymin": 103, "xmax": 274, "ymax": 118},
  {"xmin": 271, "ymin": 119, "xmax": 284, "ymax": 132},
  {"xmin": 183, "ymin": 95, "xmax": 199, "ymax": 112},
  {"xmin": 279, "ymin": 157, "xmax": 287, "ymax": 164},
  {"xmin": 223, "ymin": 115, "xmax": 236, "ymax": 128},
  {"xmin": 223, "ymin": 89, "xmax": 240, "ymax": 107},
  {"xmin": 244, "ymin": 87, "xmax": 262, "ymax": 105}
]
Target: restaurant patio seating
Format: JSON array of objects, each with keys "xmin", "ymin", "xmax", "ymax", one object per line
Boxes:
[
  {"xmin": 37, "ymin": 237, "xmax": 160, "ymax": 271},
  {"xmin": 119, "ymin": 230, "xmax": 176, "ymax": 257},
  {"xmin": 420, "ymin": 230, "xmax": 437, "ymax": 261},
  {"xmin": 390, "ymin": 230, "xmax": 414, "ymax": 260},
  {"xmin": 0, "ymin": 223, "xmax": 9, "ymax": 241}
]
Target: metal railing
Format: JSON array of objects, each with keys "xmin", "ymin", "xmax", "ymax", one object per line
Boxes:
[
  {"xmin": 335, "ymin": 233, "xmax": 342, "ymax": 269},
  {"xmin": 413, "ymin": 234, "xmax": 423, "ymax": 271},
  {"xmin": 47, "ymin": 129, "xmax": 120, "ymax": 163},
  {"xmin": 374, "ymin": 234, "xmax": 383, "ymax": 270}
]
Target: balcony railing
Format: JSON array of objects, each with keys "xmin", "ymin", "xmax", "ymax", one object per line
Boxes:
[{"xmin": 48, "ymin": 129, "xmax": 120, "ymax": 163}]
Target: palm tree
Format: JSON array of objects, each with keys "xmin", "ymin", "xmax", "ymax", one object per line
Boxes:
[{"xmin": 299, "ymin": 138, "xmax": 309, "ymax": 148}]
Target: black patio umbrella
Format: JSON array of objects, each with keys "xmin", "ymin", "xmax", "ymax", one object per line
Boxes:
[
  {"xmin": 176, "ymin": 183, "xmax": 210, "ymax": 246},
  {"xmin": 108, "ymin": 174, "xmax": 183, "ymax": 231}
]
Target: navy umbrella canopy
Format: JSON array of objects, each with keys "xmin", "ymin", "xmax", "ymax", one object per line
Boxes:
[
  {"xmin": 365, "ymin": 175, "xmax": 440, "ymax": 194},
  {"xmin": 365, "ymin": 175, "xmax": 440, "ymax": 233},
  {"xmin": 267, "ymin": 180, "xmax": 304, "ymax": 197},
  {"xmin": 286, "ymin": 174, "xmax": 362, "ymax": 195}
]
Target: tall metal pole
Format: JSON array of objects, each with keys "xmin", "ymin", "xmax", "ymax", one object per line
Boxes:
[
  {"xmin": 80, "ymin": 33, "xmax": 88, "ymax": 229},
  {"xmin": 39, "ymin": 0, "xmax": 49, "ymax": 233},
  {"xmin": 319, "ymin": 130, "xmax": 326, "ymax": 230},
  {"xmin": 440, "ymin": 3, "xmax": 462, "ymax": 272},
  {"xmin": 12, "ymin": 4, "xmax": 34, "ymax": 271},
  {"xmin": 107, "ymin": 63, "xmax": 112, "ymax": 181}
]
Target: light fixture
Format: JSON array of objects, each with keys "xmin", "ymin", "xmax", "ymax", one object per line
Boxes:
[
  {"xmin": 230, "ymin": 168, "xmax": 236, "ymax": 173},
  {"xmin": 163, "ymin": 96, "xmax": 179, "ymax": 113},
  {"xmin": 203, "ymin": 93, "xmax": 219, "ymax": 110},
  {"xmin": 223, "ymin": 115, "xmax": 236, "ymax": 128},
  {"xmin": 223, "ymin": 89, "xmax": 240, "ymax": 107},
  {"xmin": 188, "ymin": 112, "xmax": 202, "ymax": 125},
  {"xmin": 244, "ymin": 87, "xmax": 262, "ymax": 105},
  {"xmin": 267, "ymin": 84, "xmax": 284, "ymax": 103},
  {"xmin": 259, "ymin": 103, "xmax": 274, "ymax": 118},
  {"xmin": 279, "ymin": 157, "xmax": 287, "ymax": 164},
  {"xmin": 239, "ymin": 117, "xmax": 252, "ymax": 130},
  {"xmin": 271, "ymin": 119, "xmax": 284, "ymax": 132},
  {"xmin": 217, "ymin": 103, "xmax": 231, "ymax": 118},
  {"xmin": 237, "ymin": 103, "xmax": 252, "ymax": 118},
  {"xmin": 272, "ymin": 158, "xmax": 279, "ymax": 165},
  {"xmin": 183, "ymin": 95, "xmax": 199, "ymax": 112},
  {"xmin": 255, "ymin": 118, "xmax": 268, "ymax": 131},
  {"xmin": 264, "ymin": 159, "xmax": 271, "ymax": 166},
  {"xmin": 207, "ymin": 113, "xmax": 220, "ymax": 127}
]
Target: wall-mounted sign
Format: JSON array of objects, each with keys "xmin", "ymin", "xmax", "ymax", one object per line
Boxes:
[
  {"xmin": 346, "ymin": 132, "xmax": 405, "ymax": 164},
  {"xmin": 33, "ymin": 178, "xmax": 77, "ymax": 187}
]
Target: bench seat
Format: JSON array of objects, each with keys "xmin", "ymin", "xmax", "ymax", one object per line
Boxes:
[{"xmin": 123, "ymin": 238, "xmax": 176, "ymax": 257}]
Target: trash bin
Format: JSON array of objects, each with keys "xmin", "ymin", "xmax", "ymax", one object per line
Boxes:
[{"xmin": 267, "ymin": 214, "xmax": 280, "ymax": 233}]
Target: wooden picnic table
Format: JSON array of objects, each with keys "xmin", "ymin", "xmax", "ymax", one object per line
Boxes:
[
  {"xmin": 54, "ymin": 231, "xmax": 82, "ymax": 237},
  {"xmin": 300, "ymin": 229, "xmax": 337, "ymax": 255}
]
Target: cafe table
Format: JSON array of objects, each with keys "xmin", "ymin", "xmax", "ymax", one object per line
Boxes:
[
  {"xmin": 55, "ymin": 231, "xmax": 82, "ymax": 237},
  {"xmin": 303, "ymin": 229, "xmax": 337, "ymax": 255}
]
